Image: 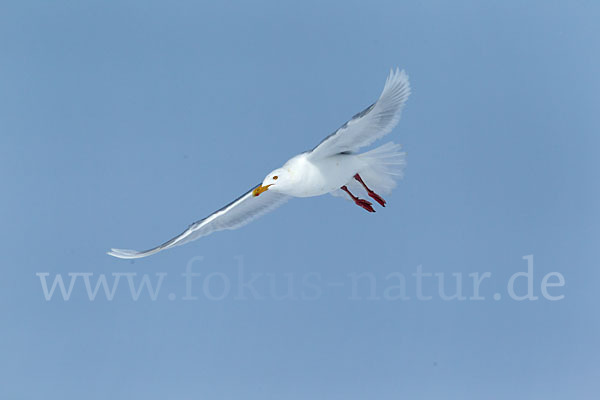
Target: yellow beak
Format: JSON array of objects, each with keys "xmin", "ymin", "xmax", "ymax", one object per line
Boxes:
[{"xmin": 252, "ymin": 184, "xmax": 272, "ymax": 197}]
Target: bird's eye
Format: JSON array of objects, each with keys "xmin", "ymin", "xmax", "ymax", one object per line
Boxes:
[{"xmin": 273, "ymin": 176, "xmax": 278, "ymax": 180}]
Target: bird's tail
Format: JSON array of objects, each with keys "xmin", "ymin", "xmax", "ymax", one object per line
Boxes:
[
  {"xmin": 332, "ymin": 142, "xmax": 406, "ymax": 200},
  {"xmin": 357, "ymin": 142, "xmax": 406, "ymax": 193}
]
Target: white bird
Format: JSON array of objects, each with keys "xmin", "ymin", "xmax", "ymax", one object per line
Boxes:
[{"xmin": 108, "ymin": 68, "xmax": 411, "ymax": 259}]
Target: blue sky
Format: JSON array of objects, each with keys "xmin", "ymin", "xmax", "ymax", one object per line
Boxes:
[{"xmin": 1, "ymin": 1, "xmax": 599, "ymax": 399}]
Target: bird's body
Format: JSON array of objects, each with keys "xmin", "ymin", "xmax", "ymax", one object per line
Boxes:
[
  {"xmin": 108, "ymin": 68, "xmax": 411, "ymax": 259},
  {"xmin": 276, "ymin": 152, "xmax": 366, "ymax": 198}
]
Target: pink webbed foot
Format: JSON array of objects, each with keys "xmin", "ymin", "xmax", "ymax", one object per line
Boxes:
[
  {"xmin": 367, "ymin": 191, "xmax": 386, "ymax": 207},
  {"xmin": 353, "ymin": 174, "xmax": 386, "ymax": 207},
  {"xmin": 341, "ymin": 185, "xmax": 375, "ymax": 213},
  {"xmin": 355, "ymin": 198, "xmax": 375, "ymax": 213}
]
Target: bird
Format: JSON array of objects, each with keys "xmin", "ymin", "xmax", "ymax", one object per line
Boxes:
[{"xmin": 108, "ymin": 68, "xmax": 411, "ymax": 259}]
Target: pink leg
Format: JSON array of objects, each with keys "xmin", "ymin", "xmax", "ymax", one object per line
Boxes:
[
  {"xmin": 354, "ymin": 174, "xmax": 386, "ymax": 207},
  {"xmin": 341, "ymin": 186, "xmax": 375, "ymax": 213}
]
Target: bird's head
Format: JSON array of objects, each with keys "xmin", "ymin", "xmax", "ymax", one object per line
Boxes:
[{"xmin": 253, "ymin": 168, "xmax": 290, "ymax": 196}]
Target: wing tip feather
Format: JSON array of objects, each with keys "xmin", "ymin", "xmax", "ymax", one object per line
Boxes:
[
  {"xmin": 107, "ymin": 248, "xmax": 145, "ymax": 259},
  {"xmin": 383, "ymin": 67, "xmax": 411, "ymax": 99}
]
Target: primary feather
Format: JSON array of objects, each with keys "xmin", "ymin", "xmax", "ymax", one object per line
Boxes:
[{"xmin": 309, "ymin": 68, "xmax": 410, "ymax": 159}]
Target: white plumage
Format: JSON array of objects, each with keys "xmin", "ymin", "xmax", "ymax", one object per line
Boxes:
[{"xmin": 108, "ymin": 68, "xmax": 411, "ymax": 259}]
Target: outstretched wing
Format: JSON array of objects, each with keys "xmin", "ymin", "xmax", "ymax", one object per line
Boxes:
[
  {"xmin": 308, "ymin": 68, "xmax": 410, "ymax": 160},
  {"xmin": 107, "ymin": 185, "xmax": 289, "ymax": 259}
]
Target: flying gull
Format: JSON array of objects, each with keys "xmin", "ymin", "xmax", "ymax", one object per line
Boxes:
[{"xmin": 108, "ymin": 68, "xmax": 411, "ymax": 259}]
